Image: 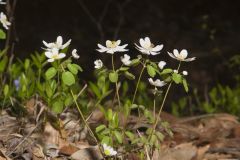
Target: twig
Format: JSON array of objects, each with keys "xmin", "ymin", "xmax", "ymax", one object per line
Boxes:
[
  {"xmin": 99, "ymin": 0, "xmax": 112, "ymax": 23},
  {"xmin": 6, "ymin": 121, "xmax": 42, "ymax": 156},
  {"xmin": 5, "ymin": 0, "xmax": 18, "ymax": 54},
  {"xmin": 77, "ymin": 0, "xmax": 112, "ymax": 41},
  {"xmin": 176, "ymin": 113, "xmax": 235, "ymax": 124},
  {"xmin": 136, "ymin": 130, "xmax": 151, "ymax": 160},
  {"xmin": 113, "ymin": 0, "xmax": 132, "ymax": 39}
]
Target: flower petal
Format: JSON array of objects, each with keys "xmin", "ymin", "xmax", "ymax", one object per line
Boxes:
[
  {"xmin": 116, "ymin": 40, "xmax": 121, "ymax": 46},
  {"xmin": 158, "ymin": 61, "xmax": 166, "ymax": 69},
  {"xmin": 47, "ymin": 58, "xmax": 55, "ymax": 62},
  {"xmin": 152, "ymin": 44, "xmax": 163, "ymax": 52},
  {"xmin": 184, "ymin": 57, "xmax": 196, "ymax": 62},
  {"xmin": 61, "ymin": 39, "xmax": 71, "ymax": 49},
  {"xmin": 148, "ymin": 78, "xmax": 154, "ymax": 85},
  {"xmin": 150, "ymin": 51, "xmax": 160, "ymax": 55},
  {"xmin": 167, "ymin": 52, "xmax": 177, "ymax": 59},
  {"xmin": 97, "ymin": 44, "xmax": 106, "ymax": 49},
  {"xmin": 139, "ymin": 38, "xmax": 145, "ymax": 48},
  {"xmin": 173, "ymin": 49, "xmax": 179, "ymax": 58},
  {"xmin": 45, "ymin": 51, "xmax": 53, "ymax": 58},
  {"xmin": 56, "ymin": 36, "xmax": 63, "ymax": 46},
  {"xmin": 106, "ymin": 40, "xmax": 112, "ymax": 47},
  {"xmin": 144, "ymin": 37, "xmax": 151, "ymax": 47},
  {"xmin": 180, "ymin": 49, "xmax": 188, "ymax": 59},
  {"xmin": 58, "ymin": 53, "xmax": 66, "ymax": 59}
]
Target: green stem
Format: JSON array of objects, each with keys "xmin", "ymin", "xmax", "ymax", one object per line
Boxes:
[
  {"xmin": 148, "ymin": 62, "xmax": 181, "ymax": 141},
  {"xmin": 70, "ymin": 90, "xmax": 98, "ymax": 142},
  {"xmin": 153, "ymin": 88, "xmax": 156, "ymax": 120},
  {"xmin": 59, "ymin": 64, "xmax": 103, "ymax": 156},
  {"xmin": 132, "ymin": 60, "xmax": 146, "ymax": 117},
  {"xmin": 111, "ymin": 55, "xmax": 121, "ymax": 107},
  {"xmin": 38, "ymin": 68, "xmax": 41, "ymax": 84}
]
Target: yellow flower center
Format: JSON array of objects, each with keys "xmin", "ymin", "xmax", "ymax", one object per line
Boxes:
[
  {"xmin": 178, "ymin": 55, "xmax": 184, "ymax": 60},
  {"xmin": 145, "ymin": 43, "xmax": 154, "ymax": 50},
  {"xmin": 52, "ymin": 54, "xmax": 59, "ymax": 59},
  {"xmin": 104, "ymin": 149, "xmax": 111, "ymax": 156},
  {"xmin": 108, "ymin": 41, "xmax": 117, "ymax": 48}
]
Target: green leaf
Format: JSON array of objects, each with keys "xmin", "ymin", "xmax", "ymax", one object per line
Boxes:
[
  {"xmin": 96, "ymin": 124, "xmax": 106, "ymax": 133},
  {"xmin": 45, "ymin": 67, "xmax": 57, "ymax": 80},
  {"xmin": 130, "ymin": 58, "xmax": 140, "ymax": 66},
  {"xmin": 172, "ymin": 73, "xmax": 182, "ymax": 84},
  {"xmin": 0, "ymin": 29, "xmax": 6, "ymax": 39},
  {"xmin": 109, "ymin": 71, "xmax": 118, "ymax": 83},
  {"xmin": 0, "ymin": 56, "xmax": 8, "ymax": 72},
  {"xmin": 147, "ymin": 65, "xmax": 156, "ymax": 77},
  {"xmin": 125, "ymin": 131, "xmax": 135, "ymax": 141},
  {"xmin": 146, "ymin": 128, "xmax": 153, "ymax": 135},
  {"xmin": 72, "ymin": 64, "xmax": 83, "ymax": 72},
  {"xmin": 112, "ymin": 113, "xmax": 119, "ymax": 128},
  {"xmin": 119, "ymin": 67, "xmax": 129, "ymax": 71},
  {"xmin": 124, "ymin": 71, "xmax": 135, "ymax": 80},
  {"xmin": 101, "ymin": 136, "xmax": 110, "ymax": 145},
  {"xmin": 0, "ymin": 48, "xmax": 7, "ymax": 58},
  {"xmin": 52, "ymin": 100, "xmax": 64, "ymax": 114},
  {"xmin": 45, "ymin": 82, "xmax": 53, "ymax": 98},
  {"xmin": 64, "ymin": 95, "xmax": 73, "ymax": 106},
  {"xmin": 182, "ymin": 78, "xmax": 189, "ymax": 92},
  {"xmin": 3, "ymin": 84, "xmax": 9, "ymax": 96},
  {"xmin": 67, "ymin": 63, "xmax": 78, "ymax": 75},
  {"xmin": 160, "ymin": 68, "xmax": 173, "ymax": 75},
  {"xmin": 114, "ymin": 131, "xmax": 123, "ymax": 144},
  {"xmin": 50, "ymin": 80, "xmax": 57, "ymax": 93},
  {"xmin": 62, "ymin": 71, "xmax": 75, "ymax": 86},
  {"xmin": 144, "ymin": 109, "xmax": 154, "ymax": 123},
  {"xmin": 24, "ymin": 59, "xmax": 30, "ymax": 70},
  {"xmin": 131, "ymin": 138, "xmax": 140, "ymax": 144},
  {"xmin": 107, "ymin": 109, "xmax": 113, "ymax": 121},
  {"xmin": 150, "ymin": 135, "xmax": 157, "ymax": 145},
  {"xmin": 89, "ymin": 82, "xmax": 101, "ymax": 99},
  {"xmin": 156, "ymin": 131, "xmax": 165, "ymax": 142},
  {"xmin": 140, "ymin": 135, "xmax": 147, "ymax": 144}
]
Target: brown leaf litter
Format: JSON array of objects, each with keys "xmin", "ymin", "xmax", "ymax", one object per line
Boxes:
[{"xmin": 1, "ymin": 99, "xmax": 240, "ymax": 160}]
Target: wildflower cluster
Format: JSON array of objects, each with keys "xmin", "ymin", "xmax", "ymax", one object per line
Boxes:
[
  {"xmin": 93, "ymin": 36, "xmax": 195, "ymax": 158},
  {"xmin": 0, "ymin": 16, "xmax": 196, "ymax": 158}
]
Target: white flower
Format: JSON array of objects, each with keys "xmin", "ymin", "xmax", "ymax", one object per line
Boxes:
[
  {"xmin": 0, "ymin": 0, "xmax": 6, "ymax": 5},
  {"xmin": 97, "ymin": 40, "xmax": 128, "ymax": 54},
  {"xmin": 45, "ymin": 48, "xmax": 66, "ymax": 62},
  {"xmin": 158, "ymin": 61, "xmax": 166, "ymax": 70},
  {"xmin": 121, "ymin": 54, "xmax": 131, "ymax": 66},
  {"xmin": 102, "ymin": 144, "xmax": 117, "ymax": 156},
  {"xmin": 94, "ymin": 59, "xmax": 103, "ymax": 69},
  {"xmin": 167, "ymin": 49, "xmax": 196, "ymax": 62},
  {"xmin": 72, "ymin": 49, "xmax": 79, "ymax": 59},
  {"xmin": 173, "ymin": 70, "xmax": 178, "ymax": 73},
  {"xmin": 135, "ymin": 37, "xmax": 163, "ymax": 55},
  {"xmin": 182, "ymin": 71, "xmax": 188, "ymax": 76},
  {"xmin": 148, "ymin": 78, "xmax": 166, "ymax": 87},
  {"xmin": 43, "ymin": 36, "xmax": 71, "ymax": 51},
  {"xmin": 0, "ymin": 12, "xmax": 11, "ymax": 30}
]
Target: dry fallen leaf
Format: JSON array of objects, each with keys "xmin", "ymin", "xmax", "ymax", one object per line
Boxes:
[
  {"xmin": 71, "ymin": 146, "xmax": 102, "ymax": 160},
  {"xmin": 59, "ymin": 144, "xmax": 79, "ymax": 156},
  {"xmin": 43, "ymin": 122, "xmax": 60, "ymax": 145},
  {"xmin": 157, "ymin": 143, "xmax": 197, "ymax": 160},
  {"xmin": 196, "ymin": 145, "xmax": 210, "ymax": 160},
  {"xmin": 0, "ymin": 149, "xmax": 11, "ymax": 160},
  {"xmin": 32, "ymin": 144, "xmax": 45, "ymax": 160}
]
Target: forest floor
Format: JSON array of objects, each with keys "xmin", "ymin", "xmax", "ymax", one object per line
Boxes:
[{"xmin": 1, "ymin": 98, "xmax": 240, "ymax": 160}]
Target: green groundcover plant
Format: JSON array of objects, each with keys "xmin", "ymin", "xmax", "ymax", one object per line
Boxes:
[
  {"xmin": 0, "ymin": 4, "xmax": 196, "ymax": 159},
  {"xmin": 171, "ymin": 54, "xmax": 240, "ymax": 117}
]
